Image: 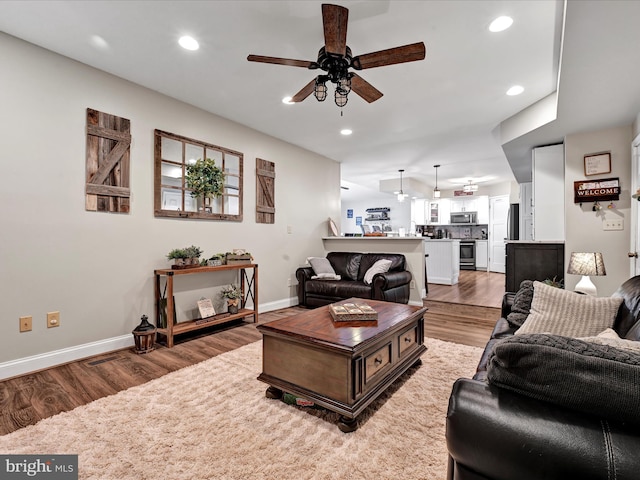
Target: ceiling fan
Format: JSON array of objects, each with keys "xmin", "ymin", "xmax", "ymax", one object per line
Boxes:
[{"xmin": 247, "ymin": 3, "xmax": 426, "ymax": 109}]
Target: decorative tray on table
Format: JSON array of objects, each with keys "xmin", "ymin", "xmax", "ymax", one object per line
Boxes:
[{"xmin": 329, "ymin": 303, "xmax": 378, "ymax": 322}]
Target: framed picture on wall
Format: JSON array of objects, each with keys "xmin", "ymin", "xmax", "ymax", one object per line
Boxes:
[{"xmin": 584, "ymin": 152, "xmax": 611, "ymax": 176}]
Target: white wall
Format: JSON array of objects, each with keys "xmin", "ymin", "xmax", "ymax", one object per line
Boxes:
[
  {"xmin": 0, "ymin": 33, "xmax": 340, "ymax": 369},
  {"xmin": 564, "ymin": 125, "xmax": 632, "ymax": 295},
  {"xmin": 341, "ymin": 193, "xmax": 411, "ymax": 235}
]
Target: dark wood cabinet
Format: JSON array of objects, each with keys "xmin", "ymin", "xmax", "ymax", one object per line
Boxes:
[{"xmin": 505, "ymin": 242, "xmax": 564, "ymax": 292}]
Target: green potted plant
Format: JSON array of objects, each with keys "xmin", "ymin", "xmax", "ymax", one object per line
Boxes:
[
  {"xmin": 221, "ymin": 284, "xmax": 242, "ymax": 314},
  {"xmin": 166, "ymin": 248, "xmax": 188, "ymax": 267},
  {"xmin": 183, "ymin": 245, "xmax": 203, "ymax": 265},
  {"xmin": 167, "ymin": 245, "xmax": 202, "ymax": 268},
  {"xmin": 185, "ymin": 158, "xmax": 225, "ymax": 210}
]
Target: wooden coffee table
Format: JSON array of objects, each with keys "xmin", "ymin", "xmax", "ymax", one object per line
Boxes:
[{"xmin": 257, "ymin": 299, "xmax": 427, "ymax": 432}]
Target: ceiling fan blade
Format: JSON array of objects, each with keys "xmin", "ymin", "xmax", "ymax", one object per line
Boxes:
[
  {"xmin": 291, "ymin": 78, "xmax": 317, "ymax": 103},
  {"xmin": 322, "ymin": 4, "xmax": 348, "ymax": 56},
  {"xmin": 350, "ymin": 74, "xmax": 383, "ymax": 103},
  {"xmin": 247, "ymin": 55, "xmax": 316, "ymax": 69},
  {"xmin": 351, "ymin": 42, "xmax": 426, "ymax": 70}
]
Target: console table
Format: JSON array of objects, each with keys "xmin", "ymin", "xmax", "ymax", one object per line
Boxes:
[{"xmin": 154, "ymin": 264, "xmax": 258, "ymax": 347}]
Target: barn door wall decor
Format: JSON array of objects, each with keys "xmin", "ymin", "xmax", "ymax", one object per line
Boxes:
[
  {"xmin": 85, "ymin": 108, "xmax": 131, "ymax": 213},
  {"xmin": 256, "ymin": 158, "xmax": 275, "ymax": 224}
]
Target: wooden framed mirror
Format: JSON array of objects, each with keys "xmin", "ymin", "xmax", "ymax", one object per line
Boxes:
[{"xmin": 154, "ymin": 129, "xmax": 243, "ymax": 221}]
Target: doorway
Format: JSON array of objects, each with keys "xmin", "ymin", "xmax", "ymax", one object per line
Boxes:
[{"xmin": 489, "ymin": 195, "xmax": 509, "ymax": 273}]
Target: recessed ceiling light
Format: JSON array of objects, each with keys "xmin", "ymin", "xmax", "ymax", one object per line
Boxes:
[
  {"xmin": 282, "ymin": 96, "xmax": 294, "ymax": 105},
  {"xmin": 506, "ymin": 85, "xmax": 524, "ymax": 96},
  {"xmin": 340, "ymin": 129, "xmax": 352, "ymax": 136},
  {"xmin": 489, "ymin": 16, "xmax": 513, "ymax": 33},
  {"xmin": 179, "ymin": 36, "xmax": 199, "ymax": 51}
]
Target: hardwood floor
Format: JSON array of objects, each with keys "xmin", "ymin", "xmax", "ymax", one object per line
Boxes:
[
  {"xmin": 0, "ymin": 272, "xmax": 504, "ymax": 436},
  {"xmin": 425, "ymin": 270, "xmax": 505, "ymax": 349}
]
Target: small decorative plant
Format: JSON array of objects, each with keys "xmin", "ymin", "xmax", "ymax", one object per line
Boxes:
[
  {"xmin": 221, "ymin": 284, "xmax": 242, "ymax": 300},
  {"xmin": 543, "ymin": 276, "xmax": 564, "ymax": 288},
  {"xmin": 184, "ymin": 245, "xmax": 203, "ymax": 259},
  {"xmin": 166, "ymin": 248, "xmax": 187, "ymax": 260},
  {"xmin": 221, "ymin": 284, "xmax": 241, "ymax": 314},
  {"xmin": 167, "ymin": 245, "xmax": 202, "ymax": 267},
  {"xmin": 185, "ymin": 158, "xmax": 225, "ymax": 201}
]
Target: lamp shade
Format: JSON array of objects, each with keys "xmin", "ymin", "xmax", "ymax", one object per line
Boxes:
[{"xmin": 567, "ymin": 252, "xmax": 606, "ymax": 276}]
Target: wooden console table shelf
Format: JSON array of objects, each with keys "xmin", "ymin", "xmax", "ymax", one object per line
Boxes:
[{"xmin": 154, "ymin": 263, "xmax": 258, "ymax": 347}]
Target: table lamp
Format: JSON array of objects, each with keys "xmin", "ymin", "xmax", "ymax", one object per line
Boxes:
[{"xmin": 567, "ymin": 252, "xmax": 606, "ymax": 296}]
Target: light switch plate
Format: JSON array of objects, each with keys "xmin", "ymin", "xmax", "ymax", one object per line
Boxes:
[
  {"xmin": 47, "ymin": 311, "xmax": 60, "ymax": 328},
  {"xmin": 603, "ymin": 219, "xmax": 623, "ymax": 231}
]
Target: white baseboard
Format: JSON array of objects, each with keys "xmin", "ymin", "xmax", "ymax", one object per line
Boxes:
[
  {"xmin": 0, "ymin": 299, "xmax": 302, "ymax": 381},
  {"xmin": 0, "ymin": 335, "xmax": 134, "ymax": 381}
]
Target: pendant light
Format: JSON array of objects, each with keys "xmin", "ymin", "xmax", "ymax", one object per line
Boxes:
[
  {"xmin": 463, "ymin": 179, "xmax": 478, "ymax": 192},
  {"xmin": 433, "ymin": 165, "xmax": 441, "ymax": 198},
  {"xmin": 397, "ymin": 169, "xmax": 407, "ymax": 202}
]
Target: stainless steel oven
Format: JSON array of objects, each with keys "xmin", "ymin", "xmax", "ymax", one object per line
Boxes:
[{"xmin": 460, "ymin": 240, "xmax": 476, "ymax": 270}]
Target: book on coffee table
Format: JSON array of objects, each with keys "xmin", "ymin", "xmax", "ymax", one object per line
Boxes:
[{"xmin": 329, "ymin": 302, "xmax": 378, "ymax": 322}]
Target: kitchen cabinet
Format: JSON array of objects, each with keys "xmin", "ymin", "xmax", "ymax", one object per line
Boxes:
[
  {"xmin": 476, "ymin": 240, "xmax": 488, "ymax": 270},
  {"xmin": 476, "ymin": 196, "xmax": 489, "ymax": 224},
  {"xmin": 532, "ymin": 144, "xmax": 565, "ymax": 240},
  {"xmin": 427, "ymin": 199, "xmax": 449, "ymax": 225},
  {"xmin": 450, "ymin": 198, "xmax": 478, "ymax": 213}
]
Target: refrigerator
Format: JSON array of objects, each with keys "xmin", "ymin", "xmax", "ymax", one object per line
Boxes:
[{"xmin": 507, "ymin": 203, "xmax": 519, "ymax": 240}]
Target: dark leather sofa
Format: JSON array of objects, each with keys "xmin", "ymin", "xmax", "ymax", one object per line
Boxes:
[
  {"xmin": 446, "ymin": 276, "xmax": 640, "ymax": 480},
  {"xmin": 296, "ymin": 252, "xmax": 412, "ymax": 308}
]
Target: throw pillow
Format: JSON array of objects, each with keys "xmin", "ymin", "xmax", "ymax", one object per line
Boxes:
[
  {"xmin": 307, "ymin": 257, "xmax": 336, "ymax": 276},
  {"xmin": 515, "ymin": 281, "xmax": 623, "ymax": 337},
  {"xmin": 506, "ymin": 280, "xmax": 534, "ymax": 328},
  {"xmin": 487, "ymin": 333, "xmax": 640, "ymax": 427},
  {"xmin": 363, "ymin": 259, "xmax": 392, "ymax": 285},
  {"xmin": 580, "ymin": 328, "xmax": 640, "ymax": 354}
]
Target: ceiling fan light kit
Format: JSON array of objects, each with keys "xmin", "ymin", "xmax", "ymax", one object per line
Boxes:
[{"xmin": 247, "ymin": 4, "xmax": 426, "ymax": 112}]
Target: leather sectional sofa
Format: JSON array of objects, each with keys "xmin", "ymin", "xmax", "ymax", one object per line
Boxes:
[
  {"xmin": 446, "ymin": 275, "xmax": 640, "ymax": 480},
  {"xmin": 296, "ymin": 251, "xmax": 412, "ymax": 308}
]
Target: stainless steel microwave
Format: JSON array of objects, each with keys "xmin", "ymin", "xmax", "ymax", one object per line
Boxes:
[{"xmin": 450, "ymin": 212, "xmax": 477, "ymax": 224}]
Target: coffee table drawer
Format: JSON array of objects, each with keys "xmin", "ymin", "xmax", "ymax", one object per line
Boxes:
[
  {"xmin": 398, "ymin": 325, "xmax": 418, "ymax": 357},
  {"xmin": 365, "ymin": 343, "xmax": 392, "ymax": 381}
]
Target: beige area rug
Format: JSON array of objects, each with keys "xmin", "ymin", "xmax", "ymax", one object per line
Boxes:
[{"xmin": 0, "ymin": 338, "xmax": 482, "ymax": 480}]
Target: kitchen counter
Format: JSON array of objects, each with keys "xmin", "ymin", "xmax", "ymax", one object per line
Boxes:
[{"xmin": 322, "ymin": 236, "xmax": 424, "ymax": 240}]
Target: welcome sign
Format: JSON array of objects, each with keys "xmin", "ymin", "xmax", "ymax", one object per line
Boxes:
[{"xmin": 573, "ymin": 177, "xmax": 620, "ymax": 203}]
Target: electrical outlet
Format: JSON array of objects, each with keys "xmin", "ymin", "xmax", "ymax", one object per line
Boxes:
[
  {"xmin": 410, "ymin": 280, "xmax": 416, "ymax": 289},
  {"xmin": 287, "ymin": 278, "xmax": 292, "ymax": 287},
  {"xmin": 47, "ymin": 311, "xmax": 60, "ymax": 328},
  {"xmin": 603, "ymin": 218, "xmax": 624, "ymax": 231},
  {"xmin": 287, "ymin": 225, "xmax": 293, "ymax": 234},
  {"xmin": 20, "ymin": 316, "xmax": 32, "ymax": 332}
]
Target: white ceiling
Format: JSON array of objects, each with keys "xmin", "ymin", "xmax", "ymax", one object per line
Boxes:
[{"xmin": 1, "ymin": 1, "xmax": 639, "ymax": 199}]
